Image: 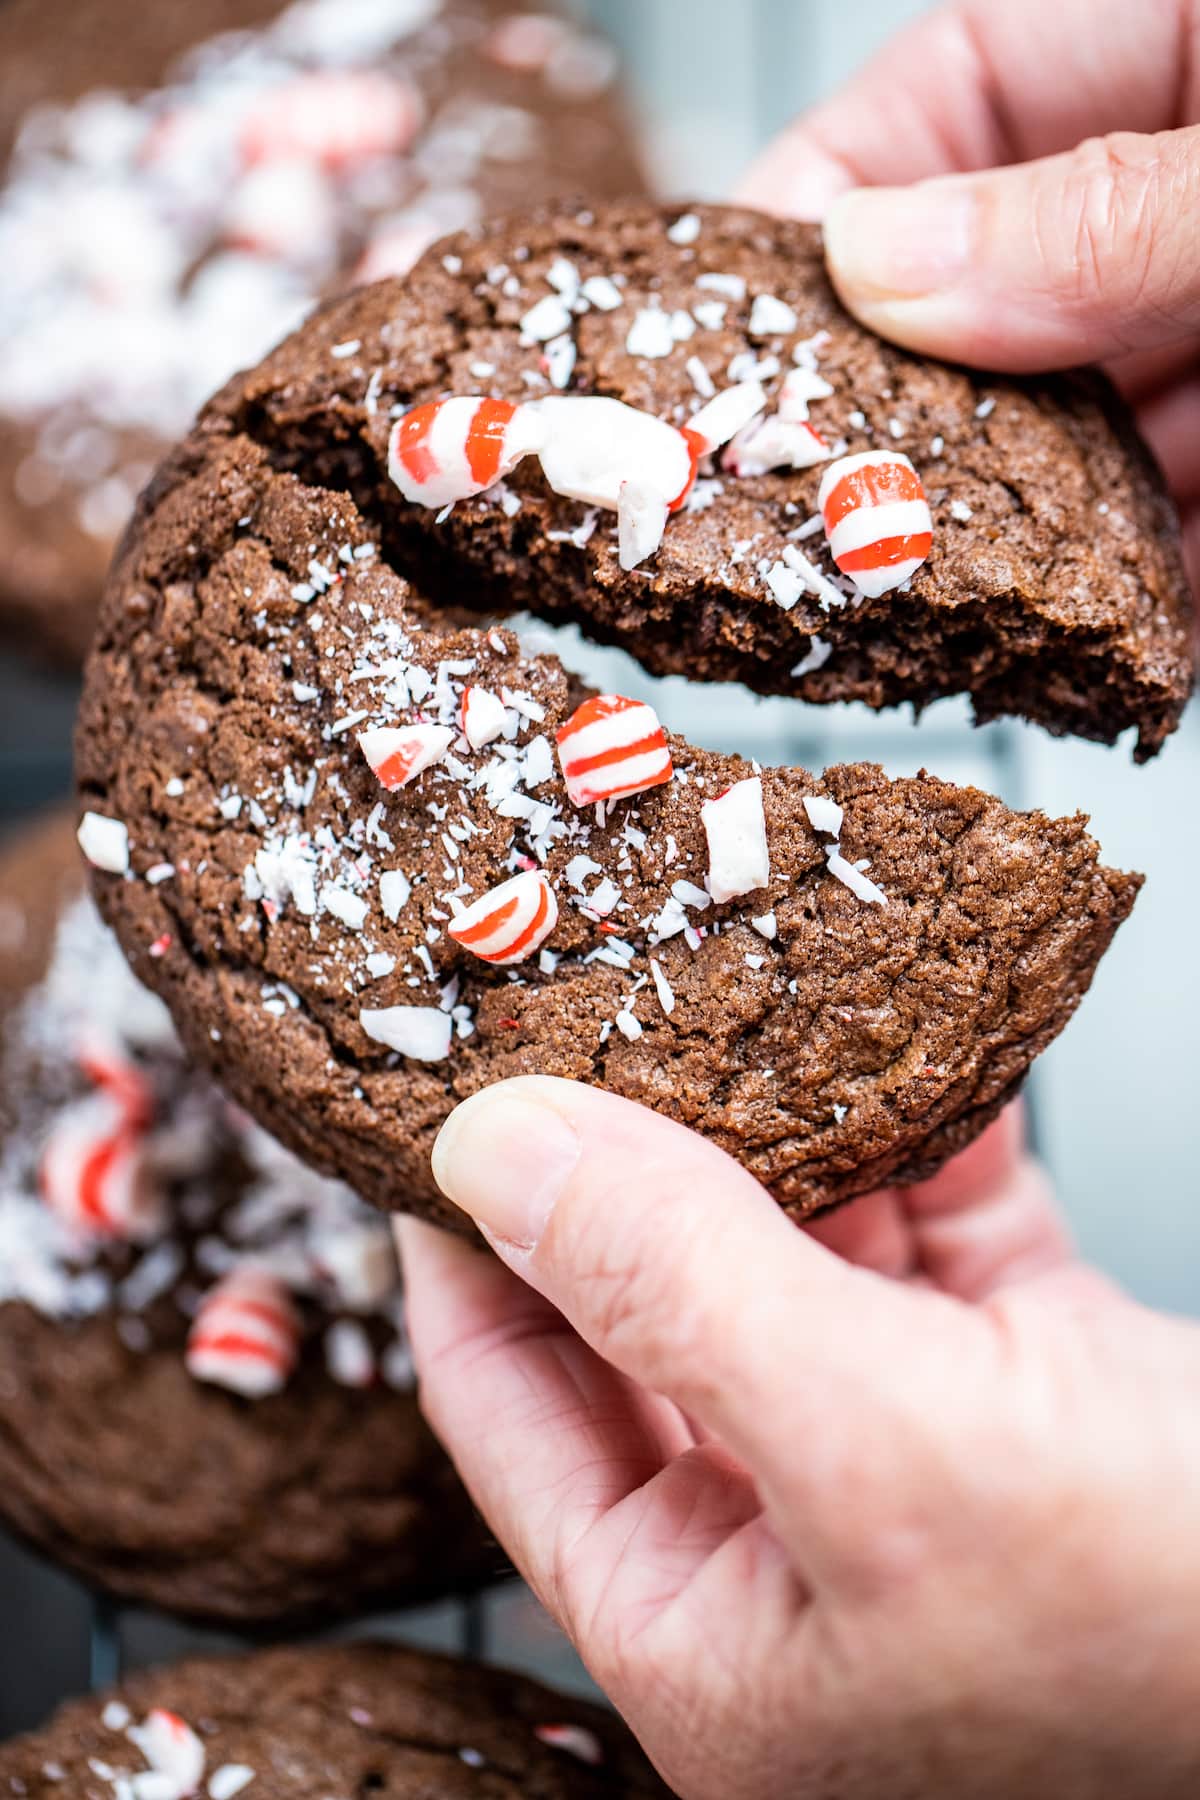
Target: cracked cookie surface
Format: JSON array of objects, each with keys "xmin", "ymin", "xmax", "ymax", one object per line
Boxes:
[
  {"xmin": 77, "ymin": 355, "xmax": 1140, "ymax": 1224},
  {"xmin": 232, "ymin": 198, "xmax": 1193, "ymax": 758},
  {"xmin": 0, "ymin": 1642, "xmax": 669, "ymax": 1797}
]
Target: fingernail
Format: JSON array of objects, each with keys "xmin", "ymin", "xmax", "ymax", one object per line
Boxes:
[
  {"xmin": 431, "ymin": 1084, "xmax": 581, "ymax": 1250},
  {"xmin": 823, "ymin": 179, "xmax": 976, "ymax": 321}
]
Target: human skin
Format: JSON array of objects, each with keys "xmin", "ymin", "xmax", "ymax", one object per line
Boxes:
[
  {"xmin": 400, "ymin": 1084, "xmax": 1200, "ymax": 1798},
  {"xmin": 739, "ymin": 0, "xmax": 1200, "ymax": 598},
  {"xmin": 398, "ymin": 4, "xmax": 1200, "ymax": 1793}
]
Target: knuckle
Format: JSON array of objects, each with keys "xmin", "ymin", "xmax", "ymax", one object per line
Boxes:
[
  {"xmin": 1055, "ymin": 133, "xmax": 1174, "ymax": 328},
  {"xmin": 559, "ymin": 1199, "xmax": 709, "ymax": 1381}
]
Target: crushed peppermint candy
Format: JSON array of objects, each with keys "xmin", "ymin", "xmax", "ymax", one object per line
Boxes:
[
  {"xmin": 701, "ymin": 777, "xmax": 771, "ymax": 903},
  {"xmin": 360, "ymin": 1004, "xmax": 453, "ymax": 1061},
  {"xmin": 78, "ymin": 813, "xmax": 130, "ymax": 875}
]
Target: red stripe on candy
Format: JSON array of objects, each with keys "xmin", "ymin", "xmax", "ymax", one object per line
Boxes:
[
  {"xmin": 464, "ymin": 398, "xmax": 519, "ymax": 488},
  {"xmin": 823, "ymin": 459, "xmax": 923, "ymax": 529},
  {"xmin": 453, "ymin": 891, "xmax": 521, "ymax": 948},
  {"xmin": 563, "ymin": 728, "xmax": 667, "ymax": 778},
  {"xmin": 837, "ymin": 531, "xmax": 933, "ymax": 573},
  {"xmin": 188, "ymin": 1332, "xmax": 289, "ymax": 1370}
]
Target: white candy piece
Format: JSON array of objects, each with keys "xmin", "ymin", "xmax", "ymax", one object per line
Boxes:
[
  {"xmin": 460, "ymin": 685, "xmax": 508, "ymax": 750},
  {"xmin": 357, "ymin": 723, "xmax": 453, "ymax": 791},
  {"xmin": 826, "ymin": 848, "xmax": 889, "ymax": 907},
  {"xmin": 379, "ymin": 870, "xmax": 412, "ymax": 921},
  {"xmin": 360, "ymin": 1005, "xmax": 453, "ymax": 1061},
  {"xmin": 803, "ymin": 795, "xmax": 845, "ymax": 838},
  {"xmin": 78, "ymin": 812, "xmax": 130, "ymax": 874},
  {"xmin": 748, "ymin": 293, "xmax": 798, "ymax": 338},
  {"xmin": 686, "ymin": 379, "xmax": 767, "ymax": 453},
  {"xmin": 223, "ymin": 159, "xmax": 334, "ymax": 261},
  {"xmin": 778, "ymin": 366, "xmax": 835, "ymax": 421},
  {"xmin": 618, "ymin": 479, "xmax": 670, "ymax": 571},
  {"xmin": 533, "ymin": 1724, "xmax": 604, "ymax": 1766},
  {"xmin": 311, "ymin": 1220, "xmax": 396, "ymax": 1310},
  {"xmin": 207, "ymin": 1767, "xmax": 255, "ymax": 1800},
  {"xmin": 128, "ymin": 1711, "xmax": 206, "ymax": 1800},
  {"xmin": 724, "ymin": 415, "xmax": 829, "ymax": 477},
  {"xmin": 185, "ymin": 1267, "xmax": 299, "ymax": 1399},
  {"xmin": 701, "ymin": 776, "xmax": 771, "ymax": 903},
  {"xmin": 532, "ymin": 396, "xmax": 693, "ymax": 511}
]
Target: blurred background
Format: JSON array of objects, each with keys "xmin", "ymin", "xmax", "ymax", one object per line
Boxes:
[{"xmin": 1, "ymin": 0, "xmax": 1196, "ymax": 1744}]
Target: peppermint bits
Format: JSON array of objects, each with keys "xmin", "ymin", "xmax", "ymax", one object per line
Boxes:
[
  {"xmin": 40, "ymin": 1097, "xmax": 163, "ymax": 1241},
  {"xmin": 556, "ymin": 695, "xmax": 672, "ymax": 808},
  {"xmin": 702, "ymin": 777, "xmax": 771, "ymax": 902},
  {"xmin": 186, "ymin": 1267, "xmax": 300, "ymax": 1398},
  {"xmin": 459, "ymin": 685, "xmax": 508, "ymax": 750},
  {"xmin": 448, "ymin": 871, "xmax": 558, "ymax": 965},
  {"xmin": 388, "ymin": 397, "xmax": 545, "ymax": 508},
  {"xmin": 357, "ymin": 723, "xmax": 453, "ymax": 791},
  {"xmin": 818, "ymin": 451, "xmax": 933, "ymax": 598}
]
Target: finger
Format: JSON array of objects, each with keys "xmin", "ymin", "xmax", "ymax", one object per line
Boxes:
[
  {"xmin": 736, "ymin": 0, "xmax": 1188, "ymax": 217},
  {"xmin": 802, "ymin": 1188, "xmax": 916, "ymax": 1280},
  {"xmin": 429, "ymin": 1077, "xmax": 987, "ymax": 1560},
  {"xmin": 397, "ymin": 1218, "xmax": 768, "ymax": 1661},
  {"xmin": 821, "ymin": 126, "xmax": 1200, "ymax": 370},
  {"xmin": 397, "ymin": 1217, "xmax": 694, "ymax": 1588}
]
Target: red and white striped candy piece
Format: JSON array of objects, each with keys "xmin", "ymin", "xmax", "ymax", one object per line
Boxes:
[
  {"xmin": 127, "ymin": 1710, "xmax": 205, "ymax": 1798},
  {"xmin": 240, "ymin": 72, "xmax": 422, "ymax": 171},
  {"xmin": 459, "ymin": 685, "xmax": 509, "ymax": 750},
  {"xmin": 701, "ymin": 775, "xmax": 771, "ymax": 903},
  {"xmin": 40, "ymin": 1096, "xmax": 163, "ymax": 1242},
  {"xmin": 125, "ymin": 1706, "xmax": 204, "ymax": 1792},
  {"xmin": 556, "ymin": 695, "xmax": 672, "ymax": 808},
  {"xmin": 388, "ymin": 398, "xmax": 547, "ymax": 509},
  {"xmin": 357, "ymin": 723, "xmax": 454, "ymax": 791},
  {"xmin": 185, "ymin": 1267, "xmax": 299, "ymax": 1398},
  {"xmin": 818, "ymin": 451, "xmax": 933, "ymax": 599},
  {"xmin": 723, "ymin": 415, "xmax": 829, "ymax": 478},
  {"xmin": 534, "ymin": 1724, "xmax": 604, "ymax": 1766},
  {"xmin": 75, "ymin": 1028, "xmax": 155, "ymax": 1128},
  {"xmin": 447, "ymin": 870, "xmax": 558, "ymax": 965}
]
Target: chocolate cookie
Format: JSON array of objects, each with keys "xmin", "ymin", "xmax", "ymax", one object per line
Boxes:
[
  {"xmin": 0, "ymin": 812, "xmax": 496, "ymax": 1625},
  {"xmin": 0, "ymin": 1, "xmax": 644, "ymax": 666},
  {"xmin": 76, "ymin": 307, "xmax": 1140, "ymax": 1227},
  {"xmin": 0, "ymin": 1642, "xmax": 668, "ymax": 1798},
  {"xmin": 225, "ymin": 198, "xmax": 1190, "ymax": 758}
]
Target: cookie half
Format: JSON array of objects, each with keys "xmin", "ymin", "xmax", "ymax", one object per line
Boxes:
[
  {"xmin": 0, "ymin": 1641, "xmax": 668, "ymax": 1798},
  {"xmin": 0, "ymin": 812, "xmax": 495, "ymax": 1624},
  {"xmin": 0, "ymin": 0, "xmax": 644, "ymax": 664},
  {"xmin": 77, "ymin": 407, "xmax": 1140, "ymax": 1225},
  {"xmin": 227, "ymin": 198, "xmax": 1193, "ymax": 758}
]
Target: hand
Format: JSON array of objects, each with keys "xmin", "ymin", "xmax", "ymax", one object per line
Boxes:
[
  {"xmin": 399, "ymin": 1078, "xmax": 1200, "ymax": 1799},
  {"xmin": 738, "ymin": 0, "xmax": 1200, "ymax": 597}
]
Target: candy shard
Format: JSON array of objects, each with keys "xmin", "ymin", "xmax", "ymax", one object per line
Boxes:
[
  {"xmin": 360, "ymin": 1005, "xmax": 453, "ymax": 1061},
  {"xmin": 818, "ymin": 450, "xmax": 933, "ymax": 599},
  {"xmin": 459, "ymin": 685, "xmax": 508, "ymax": 750},
  {"xmin": 617, "ymin": 479, "xmax": 670, "ymax": 571},
  {"xmin": 78, "ymin": 812, "xmax": 130, "ymax": 874},
  {"xmin": 448, "ymin": 870, "xmax": 558, "ymax": 965},
  {"xmin": 534, "ymin": 1724, "xmax": 604, "ymax": 1766},
  {"xmin": 388, "ymin": 398, "xmax": 545, "ymax": 509},
  {"xmin": 532, "ymin": 396, "xmax": 694, "ymax": 513},
  {"xmin": 185, "ymin": 1266, "xmax": 300, "ymax": 1400},
  {"xmin": 803, "ymin": 794, "xmax": 845, "ymax": 838},
  {"xmin": 686, "ymin": 379, "xmax": 767, "ymax": 454},
  {"xmin": 40, "ymin": 1095, "xmax": 164, "ymax": 1242},
  {"xmin": 128, "ymin": 1710, "xmax": 206, "ymax": 1799},
  {"xmin": 701, "ymin": 776, "xmax": 771, "ymax": 903},
  {"xmin": 556, "ymin": 695, "xmax": 672, "ymax": 808},
  {"xmin": 357, "ymin": 723, "xmax": 453, "ymax": 791},
  {"xmin": 826, "ymin": 847, "xmax": 889, "ymax": 907},
  {"xmin": 724, "ymin": 415, "xmax": 829, "ymax": 478}
]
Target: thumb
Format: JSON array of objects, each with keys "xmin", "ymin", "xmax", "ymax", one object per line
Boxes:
[{"xmin": 822, "ymin": 126, "xmax": 1200, "ymax": 371}]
